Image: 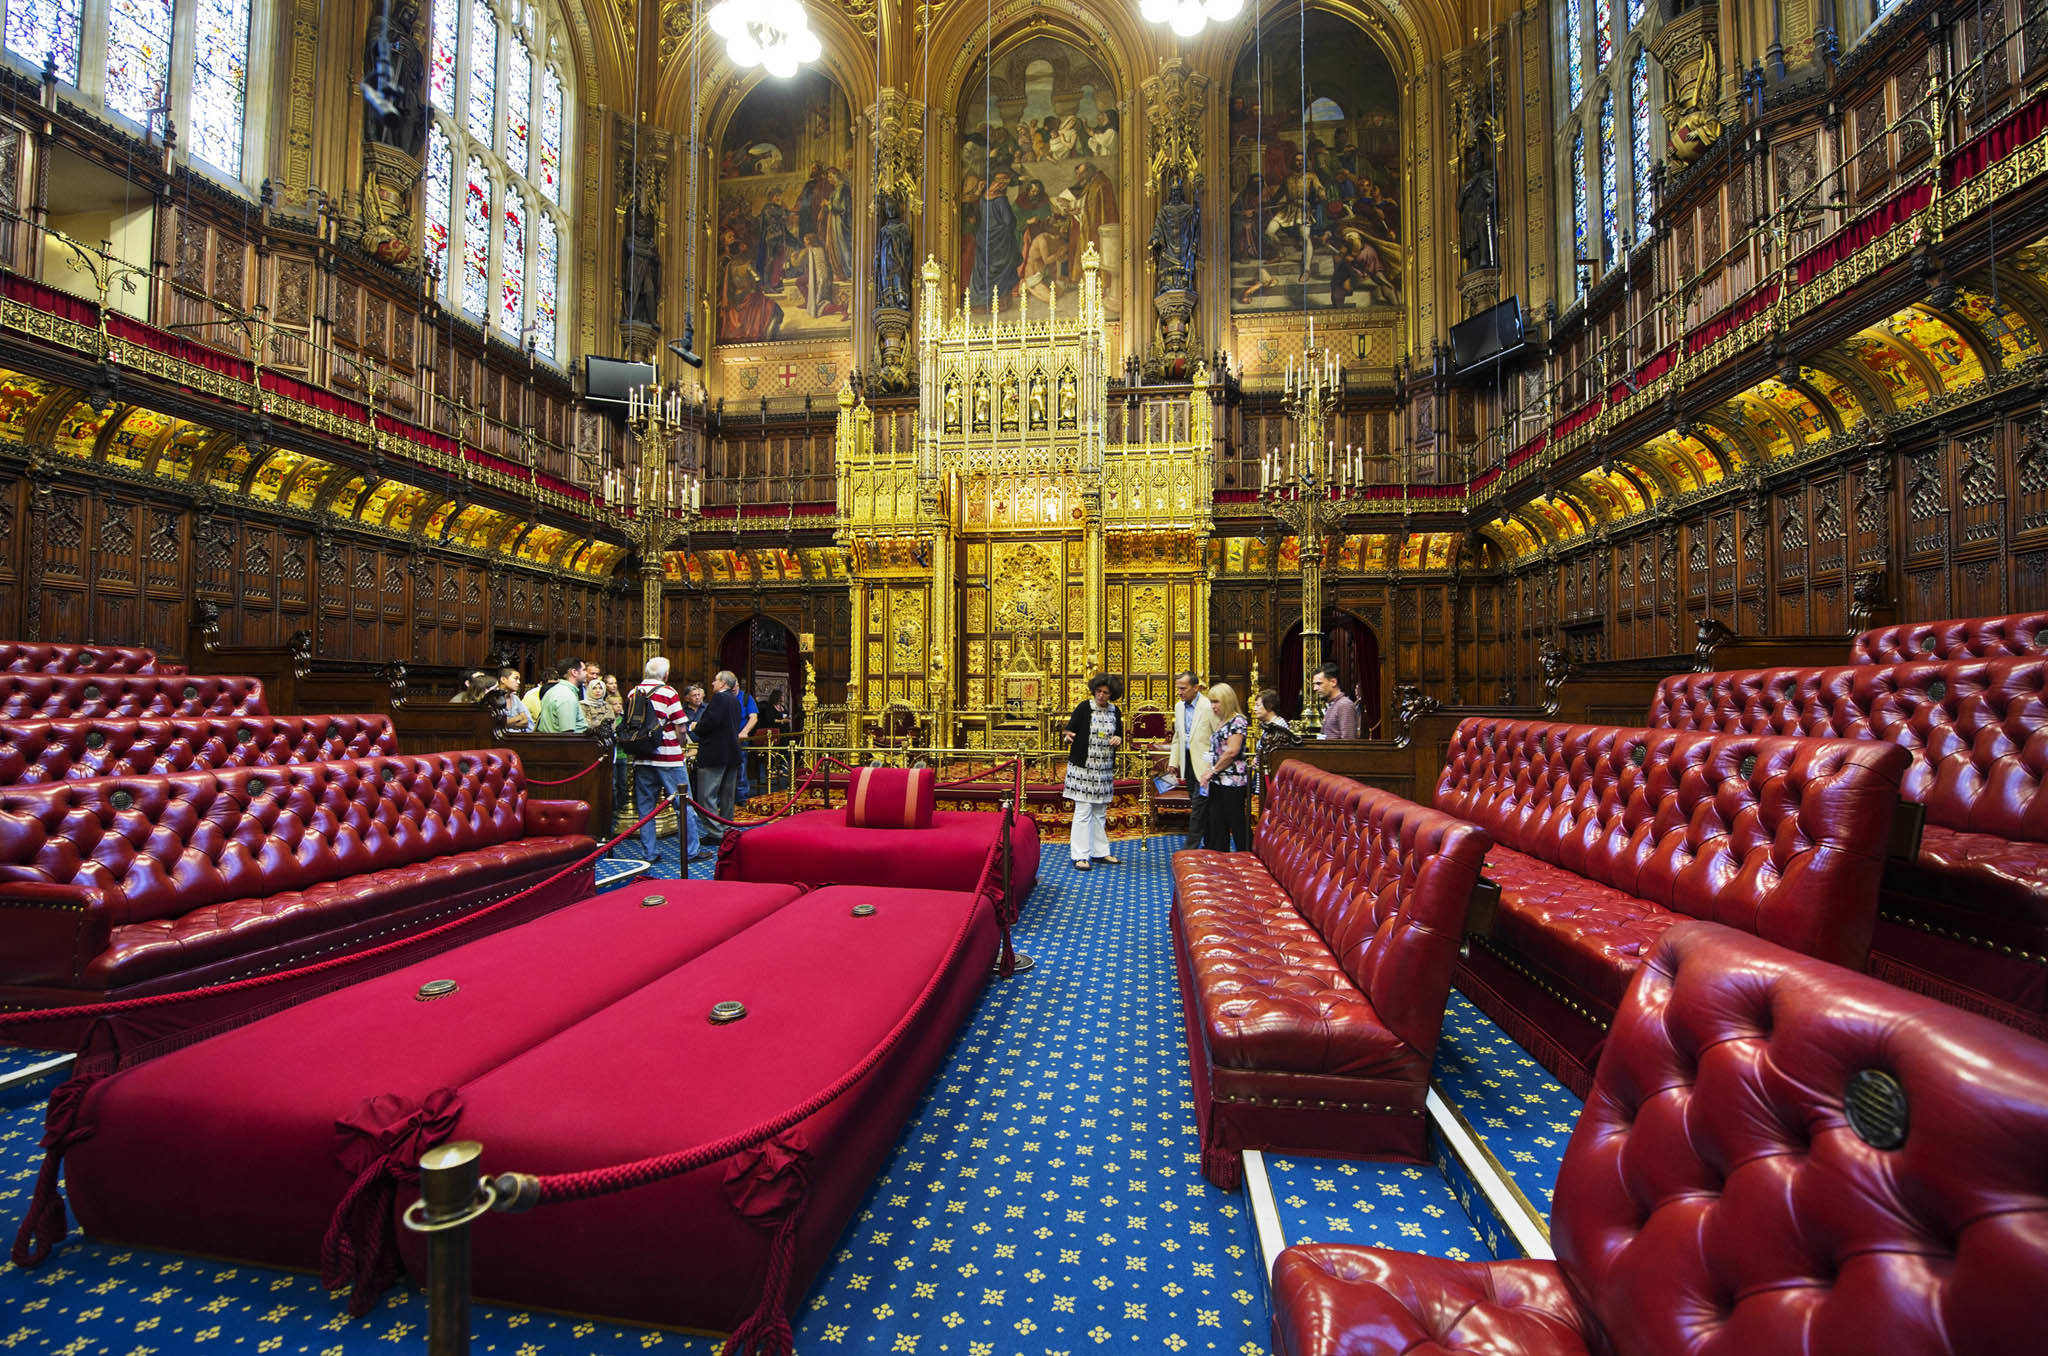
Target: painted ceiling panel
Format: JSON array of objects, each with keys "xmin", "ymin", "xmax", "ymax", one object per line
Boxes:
[
  {"xmin": 52, "ymin": 401, "xmax": 113, "ymax": 459},
  {"xmin": 104, "ymin": 407, "xmax": 174, "ymax": 469},
  {"xmin": 0, "ymin": 372, "xmax": 55, "ymax": 435},
  {"xmin": 1950, "ymin": 288, "xmax": 2040, "ymax": 365},
  {"xmin": 1798, "ymin": 367, "xmax": 1865, "ymax": 430},
  {"xmin": 1841, "ymin": 333, "xmax": 1931, "ymax": 409},
  {"xmin": 1752, "ymin": 379, "xmax": 1829, "ymax": 445},
  {"xmin": 1889, "ymin": 307, "xmax": 1985, "ymax": 391}
]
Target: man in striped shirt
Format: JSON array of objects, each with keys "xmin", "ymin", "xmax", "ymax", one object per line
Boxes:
[{"xmin": 628, "ymin": 656, "xmax": 707, "ymax": 864}]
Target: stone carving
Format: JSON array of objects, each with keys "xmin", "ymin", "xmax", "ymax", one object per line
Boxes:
[
  {"xmin": 1456, "ymin": 135, "xmax": 1498, "ymax": 271},
  {"xmin": 1392, "ymin": 680, "xmax": 1442, "ymax": 750},
  {"xmin": 361, "ymin": 0, "xmax": 427, "ymax": 157}
]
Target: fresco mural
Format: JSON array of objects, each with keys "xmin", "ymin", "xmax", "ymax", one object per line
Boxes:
[
  {"xmin": 956, "ymin": 36, "xmax": 1123, "ymax": 321},
  {"xmin": 716, "ymin": 72, "xmax": 857, "ymax": 346},
  {"xmin": 1228, "ymin": 12, "xmax": 1402, "ymax": 313}
]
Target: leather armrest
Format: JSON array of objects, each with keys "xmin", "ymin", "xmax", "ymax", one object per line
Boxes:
[
  {"xmin": 0, "ymin": 882, "xmax": 112, "ymax": 987},
  {"xmin": 523, "ymin": 798, "xmax": 592, "ymax": 838}
]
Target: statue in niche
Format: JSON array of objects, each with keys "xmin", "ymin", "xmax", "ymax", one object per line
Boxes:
[
  {"xmin": 1456, "ymin": 134, "xmax": 1498, "ymax": 272},
  {"xmin": 361, "ymin": 0, "xmax": 426, "ymax": 157},
  {"xmin": 874, "ymin": 191, "xmax": 914, "ymax": 312},
  {"xmin": 972, "ymin": 379, "xmax": 992, "ymax": 430},
  {"xmin": 944, "ymin": 380, "xmax": 962, "ymax": 432},
  {"xmin": 1148, "ymin": 167, "xmax": 1201, "ymax": 293},
  {"xmin": 1028, "ymin": 372, "xmax": 1048, "ymax": 428},
  {"xmin": 620, "ymin": 196, "xmax": 662, "ymax": 327},
  {"xmin": 1057, "ymin": 371, "xmax": 1078, "ymax": 428},
  {"xmin": 1000, "ymin": 376, "xmax": 1020, "ymax": 428}
]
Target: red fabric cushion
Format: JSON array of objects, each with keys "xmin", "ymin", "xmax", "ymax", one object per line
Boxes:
[
  {"xmin": 66, "ymin": 880, "xmax": 808, "ymax": 1265},
  {"xmin": 843, "ymin": 766, "xmax": 936, "ymax": 829},
  {"xmin": 723, "ymin": 807, "xmax": 1039, "ymax": 909}
]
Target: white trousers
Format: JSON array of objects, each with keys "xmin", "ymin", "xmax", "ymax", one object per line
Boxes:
[{"xmin": 1070, "ymin": 799, "xmax": 1111, "ymax": 862}]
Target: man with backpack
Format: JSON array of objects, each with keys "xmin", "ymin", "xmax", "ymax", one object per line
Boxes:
[{"xmin": 618, "ymin": 656, "xmax": 707, "ymax": 865}]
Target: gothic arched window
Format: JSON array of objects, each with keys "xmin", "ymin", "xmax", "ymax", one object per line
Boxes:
[
  {"xmin": 422, "ymin": 0, "xmax": 572, "ymax": 363},
  {"xmin": 1556, "ymin": 0, "xmax": 1658, "ymax": 295},
  {"xmin": 2, "ymin": 0, "xmax": 259, "ymax": 180}
]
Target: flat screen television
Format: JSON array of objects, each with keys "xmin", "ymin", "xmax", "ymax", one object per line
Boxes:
[
  {"xmin": 583, "ymin": 356, "xmax": 655, "ymax": 407},
  {"xmin": 1449, "ymin": 297, "xmax": 1525, "ymax": 371}
]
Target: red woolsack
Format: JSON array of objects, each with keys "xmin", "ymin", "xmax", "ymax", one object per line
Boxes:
[{"xmin": 844, "ymin": 766, "xmax": 936, "ymax": 829}]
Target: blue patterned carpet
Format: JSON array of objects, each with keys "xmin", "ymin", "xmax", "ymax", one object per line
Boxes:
[
  {"xmin": 1262, "ymin": 1153, "xmax": 1490, "ymax": 1261},
  {"xmin": 1432, "ymin": 992, "xmax": 1581, "ymax": 1225},
  {"xmin": 0, "ymin": 833, "xmax": 1274, "ymax": 1355}
]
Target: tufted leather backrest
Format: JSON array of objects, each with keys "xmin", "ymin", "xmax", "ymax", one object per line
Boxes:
[
  {"xmin": 1256, "ymin": 761, "xmax": 1492, "ymax": 1057},
  {"xmin": 0, "ymin": 715, "xmax": 398, "ymax": 786},
  {"xmin": 1437, "ymin": 718, "xmax": 1907, "ymax": 967},
  {"xmin": 1555, "ymin": 920, "xmax": 2048, "ymax": 1356},
  {"xmin": 1650, "ymin": 659, "xmax": 2048, "ymax": 844},
  {"xmin": 0, "ymin": 749, "xmax": 531, "ymax": 926},
  {"xmin": 1852, "ymin": 609, "xmax": 2048, "ymax": 663},
  {"xmin": 0, "ymin": 642, "xmax": 166, "ymax": 675},
  {"xmin": 0, "ymin": 674, "xmax": 266, "ymax": 721}
]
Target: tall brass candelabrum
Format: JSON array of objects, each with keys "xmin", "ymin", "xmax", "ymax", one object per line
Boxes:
[
  {"xmin": 1260, "ymin": 347, "xmax": 1363, "ymax": 731},
  {"xmin": 604, "ymin": 384, "xmax": 705, "ymax": 665}
]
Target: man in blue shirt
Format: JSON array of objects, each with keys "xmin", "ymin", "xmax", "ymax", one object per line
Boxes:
[{"xmin": 734, "ymin": 685, "xmax": 760, "ymax": 804}]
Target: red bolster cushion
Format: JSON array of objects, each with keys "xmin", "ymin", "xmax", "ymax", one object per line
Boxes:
[{"xmin": 845, "ymin": 766, "xmax": 935, "ymax": 830}]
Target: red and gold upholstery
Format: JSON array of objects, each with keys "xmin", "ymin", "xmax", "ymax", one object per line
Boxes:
[
  {"xmin": 1852, "ymin": 608, "xmax": 2048, "ymax": 663},
  {"xmin": 1274, "ymin": 921, "xmax": 2048, "ymax": 1356},
  {"xmin": 0, "ymin": 714, "xmax": 397, "ymax": 785},
  {"xmin": 843, "ymin": 765, "xmax": 937, "ymax": 829},
  {"xmin": 0, "ymin": 642, "xmax": 177, "ymax": 674},
  {"xmin": 0, "ymin": 673, "xmax": 265, "ymax": 721},
  {"xmin": 1171, "ymin": 761, "xmax": 1491, "ymax": 1185},
  {"xmin": 1650, "ymin": 657, "xmax": 2048, "ymax": 1018},
  {"xmin": 1435, "ymin": 718, "xmax": 1908, "ymax": 1092},
  {"xmin": 0, "ymin": 749, "xmax": 594, "ymax": 1035}
]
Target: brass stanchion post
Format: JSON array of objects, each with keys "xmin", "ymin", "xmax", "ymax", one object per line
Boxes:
[{"xmin": 406, "ymin": 1140, "xmax": 491, "ymax": 1356}]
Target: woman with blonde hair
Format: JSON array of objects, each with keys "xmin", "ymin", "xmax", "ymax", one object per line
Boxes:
[{"xmin": 1197, "ymin": 682, "xmax": 1252, "ymax": 851}]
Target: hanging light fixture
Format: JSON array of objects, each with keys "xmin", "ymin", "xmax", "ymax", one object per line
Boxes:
[
  {"xmin": 708, "ymin": 0, "xmax": 822, "ymax": 79},
  {"xmin": 1139, "ymin": 0, "xmax": 1244, "ymax": 39}
]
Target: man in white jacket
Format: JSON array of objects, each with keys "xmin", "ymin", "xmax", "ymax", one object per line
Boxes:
[{"xmin": 1168, "ymin": 670, "xmax": 1221, "ymax": 850}]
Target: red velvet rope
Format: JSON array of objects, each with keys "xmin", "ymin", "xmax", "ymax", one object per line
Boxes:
[
  {"xmin": 521, "ymin": 755, "xmax": 610, "ymax": 786},
  {"xmin": 0, "ymin": 797, "xmax": 672, "ymax": 1033}
]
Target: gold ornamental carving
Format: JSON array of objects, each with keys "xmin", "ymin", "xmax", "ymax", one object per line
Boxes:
[
  {"xmin": 1142, "ymin": 57, "xmax": 1211, "ymax": 193},
  {"xmin": 1129, "ymin": 585, "xmax": 1168, "ymax": 671},
  {"xmin": 991, "ymin": 543, "xmax": 1061, "ymax": 630}
]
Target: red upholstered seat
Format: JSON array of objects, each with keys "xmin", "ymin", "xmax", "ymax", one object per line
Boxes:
[
  {"xmin": 1172, "ymin": 762, "xmax": 1491, "ymax": 1185},
  {"xmin": 0, "ymin": 673, "xmax": 265, "ymax": 721},
  {"xmin": 717, "ymin": 806, "xmax": 1039, "ymax": 911},
  {"xmin": 0, "ymin": 750, "xmax": 595, "ymax": 1038},
  {"xmin": 1273, "ymin": 921, "xmax": 2048, "ymax": 1356},
  {"xmin": 0, "ymin": 642, "xmax": 170, "ymax": 674},
  {"xmin": 1852, "ymin": 608, "xmax": 2048, "ymax": 663},
  {"xmin": 60, "ymin": 879, "xmax": 997, "ymax": 1334},
  {"xmin": 0, "ymin": 715, "xmax": 397, "ymax": 785},
  {"xmin": 1436, "ymin": 717, "xmax": 1908, "ymax": 1092},
  {"xmin": 1649, "ymin": 657, "xmax": 2048, "ymax": 1018}
]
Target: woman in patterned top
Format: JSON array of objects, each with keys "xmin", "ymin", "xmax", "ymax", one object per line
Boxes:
[
  {"xmin": 1063, "ymin": 674, "xmax": 1124, "ymax": 869},
  {"xmin": 1198, "ymin": 682, "xmax": 1251, "ymax": 851}
]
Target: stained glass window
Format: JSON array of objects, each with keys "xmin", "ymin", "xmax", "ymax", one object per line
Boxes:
[
  {"xmin": 428, "ymin": 0, "xmax": 573, "ymax": 363},
  {"xmin": 424, "ymin": 123, "xmax": 454, "ymax": 299},
  {"xmin": 539, "ymin": 65, "xmax": 563, "ymax": 204},
  {"xmin": 504, "ymin": 33, "xmax": 532, "ymax": 175},
  {"xmin": 103, "ymin": 0, "xmax": 173, "ymax": 130},
  {"xmin": 1566, "ymin": 0, "xmax": 1584, "ymax": 110},
  {"xmin": 1631, "ymin": 53, "xmax": 1652, "ymax": 237},
  {"xmin": 462, "ymin": 157, "xmax": 491, "ymax": 318},
  {"xmin": 189, "ymin": 0, "xmax": 250, "ymax": 174},
  {"xmin": 1600, "ymin": 91, "xmax": 1619, "ymax": 261},
  {"xmin": 466, "ymin": 0, "xmax": 496, "ymax": 142},
  {"xmin": 499, "ymin": 188, "xmax": 526, "ymax": 340},
  {"xmin": 5, "ymin": 0, "xmax": 84, "ymax": 85},
  {"xmin": 430, "ymin": 0, "xmax": 458, "ymax": 112},
  {"xmin": 1595, "ymin": 0, "xmax": 1612, "ymax": 72},
  {"xmin": 1571, "ymin": 130, "xmax": 1589, "ymax": 283},
  {"xmin": 1626, "ymin": 0, "xmax": 1644, "ymax": 28},
  {"xmin": 532, "ymin": 212, "xmax": 558, "ymax": 358}
]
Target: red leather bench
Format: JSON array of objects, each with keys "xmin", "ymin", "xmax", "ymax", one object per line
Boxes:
[
  {"xmin": 1272, "ymin": 920, "xmax": 2048, "ymax": 1356},
  {"xmin": 0, "ymin": 673, "xmax": 266, "ymax": 720},
  {"xmin": 1435, "ymin": 718, "xmax": 1909, "ymax": 1095},
  {"xmin": 1651, "ymin": 658, "xmax": 2048, "ymax": 1022},
  {"xmin": 1171, "ymin": 761, "xmax": 1492, "ymax": 1187},
  {"xmin": 48, "ymin": 875, "xmax": 997, "ymax": 1335},
  {"xmin": 0, "ymin": 714, "xmax": 397, "ymax": 785},
  {"xmin": 0, "ymin": 748, "xmax": 594, "ymax": 1044},
  {"xmin": 0, "ymin": 642, "xmax": 179, "ymax": 674},
  {"xmin": 1852, "ymin": 608, "xmax": 2048, "ymax": 663}
]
